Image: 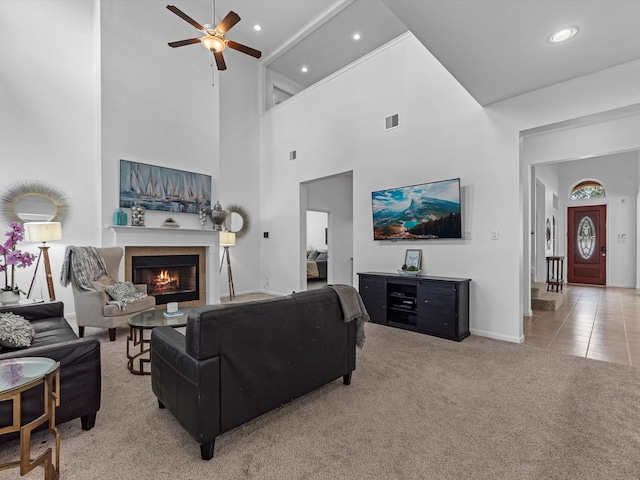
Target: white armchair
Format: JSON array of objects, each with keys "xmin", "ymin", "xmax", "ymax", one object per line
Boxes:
[{"xmin": 69, "ymin": 247, "xmax": 156, "ymax": 341}]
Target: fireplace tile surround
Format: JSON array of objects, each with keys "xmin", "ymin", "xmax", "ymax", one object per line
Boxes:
[{"xmin": 109, "ymin": 226, "xmax": 220, "ymax": 305}]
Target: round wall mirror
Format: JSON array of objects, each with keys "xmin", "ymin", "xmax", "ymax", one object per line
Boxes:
[
  {"xmin": 0, "ymin": 180, "xmax": 70, "ymax": 225},
  {"xmin": 224, "ymin": 204, "xmax": 249, "ymax": 238}
]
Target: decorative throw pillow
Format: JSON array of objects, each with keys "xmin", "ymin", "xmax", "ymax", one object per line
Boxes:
[
  {"xmin": 105, "ymin": 281, "xmax": 147, "ymax": 303},
  {"xmin": 90, "ymin": 274, "xmax": 116, "ymax": 292},
  {"xmin": 0, "ymin": 312, "xmax": 36, "ymax": 349},
  {"xmin": 308, "ymin": 250, "xmax": 319, "ymax": 260}
]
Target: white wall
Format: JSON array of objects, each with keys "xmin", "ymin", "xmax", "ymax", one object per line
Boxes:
[
  {"xmin": 219, "ymin": 53, "xmax": 262, "ymax": 297},
  {"xmin": 99, "ymin": 0, "xmax": 220, "ymax": 239},
  {"xmin": 260, "ymin": 34, "xmax": 522, "ymax": 342},
  {"xmin": 0, "ymin": 0, "xmax": 222, "ymax": 313},
  {"xmin": 0, "ymin": 1, "xmax": 97, "ymax": 308},
  {"xmin": 307, "ymin": 211, "xmax": 328, "ymax": 251}
]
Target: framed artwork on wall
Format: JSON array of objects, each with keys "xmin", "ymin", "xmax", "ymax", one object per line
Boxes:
[
  {"xmin": 119, "ymin": 160, "xmax": 211, "ymax": 214},
  {"xmin": 404, "ymin": 249, "xmax": 422, "ymax": 269}
]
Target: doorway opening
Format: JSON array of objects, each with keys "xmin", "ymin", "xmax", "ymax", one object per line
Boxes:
[
  {"xmin": 306, "ymin": 210, "xmax": 328, "ymax": 290},
  {"xmin": 300, "ymin": 171, "xmax": 354, "ymax": 291}
]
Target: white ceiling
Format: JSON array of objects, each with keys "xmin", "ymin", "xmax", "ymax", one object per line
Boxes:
[{"xmin": 184, "ymin": 0, "xmax": 640, "ymax": 106}]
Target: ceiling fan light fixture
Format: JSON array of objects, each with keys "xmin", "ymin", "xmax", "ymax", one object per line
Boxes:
[
  {"xmin": 548, "ymin": 27, "xmax": 578, "ymax": 43},
  {"xmin": 201, "ymin": 34, "xmax": 226, "ymax": 52}
]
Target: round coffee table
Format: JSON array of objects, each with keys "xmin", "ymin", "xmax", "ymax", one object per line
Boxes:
[
  {"xmin": 0, "ymin": 357, "xmax": 60, "ymax": 479},
  {"xmin": 127, "ymin": 307, "xmax": 194, "ymax": 375}
]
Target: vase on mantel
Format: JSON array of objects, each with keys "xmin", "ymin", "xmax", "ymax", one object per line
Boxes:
[{"xmin": 0, "ymin": 288, "xmax": 21, "ymax": 305}]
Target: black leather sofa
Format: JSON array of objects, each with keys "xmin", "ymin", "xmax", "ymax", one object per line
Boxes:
[
  {"xmin": 150, "ymin": 288, "xmax": 357, "ymax": 460},
  {"xmin": 0, "ymin": 301, "xmax": 101, "ymax": 443}
]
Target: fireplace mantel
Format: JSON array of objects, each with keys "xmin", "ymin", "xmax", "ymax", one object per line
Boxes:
[{"xmin": 108, "ymin": 225, "xmax": 218, "ymax": 247}]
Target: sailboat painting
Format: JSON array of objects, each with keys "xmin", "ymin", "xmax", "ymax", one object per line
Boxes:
[{"xmin": 119, "ymin": 160, "xmax": 211, "ymax": 214}]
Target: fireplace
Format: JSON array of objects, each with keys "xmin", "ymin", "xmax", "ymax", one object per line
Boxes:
[
  {"xmin": 132, "ymin": 254, "xmax": 199, "ymax": 305},
  {"xmin": 125, "ymin": 246, "xmax": 207, "ymax": 307}
]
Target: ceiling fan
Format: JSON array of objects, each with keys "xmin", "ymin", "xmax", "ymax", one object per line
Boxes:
[{"xmin": 166, "ymin": 4, "xmax": 262, "ymax": 71}]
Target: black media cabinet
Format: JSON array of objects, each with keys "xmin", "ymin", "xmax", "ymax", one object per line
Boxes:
[{"xmin": 358, "ymin": 272, "xmax": 470, "ymax": 341}]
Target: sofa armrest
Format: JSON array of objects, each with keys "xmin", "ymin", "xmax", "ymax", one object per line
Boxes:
[
  {"xmin": 151, "ymin": 327, "xmax": 221, "ymax": 443},
  {"xmin": 0, "ymin": 301, "xmax": 64, "ymax": 320},
  {"xmin": 0, "ymin": 336, "xmax": 101, "ymax": 426},
  {"xmin": 72, "ymin": 288, "xmax": 108, "ymax": 323},
  {"xmin": 134, "ymin": 284, "xmax": 148, "ymax": 294}
]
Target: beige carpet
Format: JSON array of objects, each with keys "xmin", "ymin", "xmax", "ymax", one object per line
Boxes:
[{"xmin": 2, "ymin": 322, "xmax": 640, "ymax": 479}]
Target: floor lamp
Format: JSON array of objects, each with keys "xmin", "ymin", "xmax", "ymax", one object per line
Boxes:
[
  {"xmin": 219, "ymin": 231, "xmax": 236, "ymax": 300},
  {"xmin": 24, "ymin": 222, "xmax": 62, "ymax": 301}
]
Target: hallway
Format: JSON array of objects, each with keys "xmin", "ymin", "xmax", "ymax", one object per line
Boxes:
[{"xmin": 524, "ymin": 284, "xmax": 640, "ymax": 367}]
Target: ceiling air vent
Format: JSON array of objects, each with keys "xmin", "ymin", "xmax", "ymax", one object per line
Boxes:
[
  {"xmin": 385, "ymin": 114, "xmax": 399, "ymax": 130},
  {"xmin": 289, "ymin": 150, "xmax": 297, "ymax": 161}
]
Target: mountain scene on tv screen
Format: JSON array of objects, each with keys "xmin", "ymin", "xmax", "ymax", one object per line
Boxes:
[{"xmin": 372, "ymin": 180, "xmax": 461, "ymax": 240}]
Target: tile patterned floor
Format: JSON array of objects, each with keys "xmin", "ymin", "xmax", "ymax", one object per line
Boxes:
[{"xmin": 524, "ymin": 284, "xmax": 640, "ymax": 367}]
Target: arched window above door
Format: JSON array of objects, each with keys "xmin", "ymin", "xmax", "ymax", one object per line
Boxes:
[{"xmin": 570, "ymin": 180, "xmax": 606, "ymax": 200}]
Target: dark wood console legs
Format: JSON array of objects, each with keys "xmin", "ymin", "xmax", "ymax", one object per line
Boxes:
[
  {"xmin": 200, "ymin": 439, "xmax": 215, "ymax": 460},
  {"xmin": 108, "ymin": 328, "xmax": 116, "ymax": 341},
  {"xmin": 343, "ymin": 372, "xmax": 352, "ymax": 385},
  {"xmin": 78, "ymin": 326, "xmax": 85, "ymax": 338},
  {"xmin": 81, "ymin": 413, "xmax": 97, "ymax": 430}
]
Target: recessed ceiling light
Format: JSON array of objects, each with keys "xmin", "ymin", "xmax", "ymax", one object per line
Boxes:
[
  {"xmin": 301, "ymin": 66, "xmax": 309, "ymax": 73},
  {"xmin": 253, "ymin": 24, "xmax": 262, "ymax": 31},
  {"xmin": 352, "ymin": 32, "xmax": 361, "ymax": 41},
  {"xmin": 548, "ymin": 27, "xmax": 578, "ymax": 43}
]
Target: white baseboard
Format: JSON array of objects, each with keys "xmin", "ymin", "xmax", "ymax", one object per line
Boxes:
[
  {"xmin": 523, "ymin": 309, "xmax": 533, "ymax": 317},
  {"xmin": 470, "ymin": 328, "xmax": 523, "ymax": 344}
]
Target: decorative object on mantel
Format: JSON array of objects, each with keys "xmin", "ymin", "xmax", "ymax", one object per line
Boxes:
[
  {"xmin": 162, "ymin": 218, "xmax": 180, "ymax": 228},
  {"xmin": 113, "ymin": 208, "xmax": 128, "ymax": 226},
  {"xmin": 131, "ymin": 205, "xmax": 146, "ymax": 226},
  {"xmin": 224, "ymin": 204, "xmax": 249, "ymax": 239},
  {"xmin": 0, "ymin": 180, "xmax": 70, "ymax": 225},
  {"xmin": 24, "ymin": 221, "xmax": 63, "ymax": 301},
  {"xmin": 119, "ymin": 160, "xmax": 211, "ymax": 215},
  {"xmin": 198, "ymin": 206, "xmax": 207, "ymax": 229},
  {"xmin": 209, "ymin": 201, "xmax": 227, "ymax": 231},
  {"xmin": 0, "ymin": 222, "xmax": 36, "ymax": 305}
]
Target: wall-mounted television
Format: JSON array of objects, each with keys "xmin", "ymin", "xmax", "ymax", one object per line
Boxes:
[{"xmin": 372, "ymin": 178, "xmax": 461, "ymax": 240}]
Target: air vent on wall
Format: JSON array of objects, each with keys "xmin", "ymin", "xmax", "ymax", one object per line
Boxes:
[
  {"xmin": 289, "ymin": 150, "xmax": 297, "ymax": 161},
  {"xmin": 385, "ymin": 114, "xmax": 399, "ymax": 130}
]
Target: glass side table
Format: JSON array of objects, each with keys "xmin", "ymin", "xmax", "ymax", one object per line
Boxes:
[{"xmin": 0, "ymin": 357, "xmax": 61, "ymax": 480}]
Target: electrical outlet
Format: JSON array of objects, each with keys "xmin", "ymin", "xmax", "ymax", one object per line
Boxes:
[{"xmin": 491, "ymin": 230, "xmax": 499, "ymax": 240}]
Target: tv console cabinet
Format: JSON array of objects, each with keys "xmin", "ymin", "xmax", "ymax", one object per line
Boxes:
[{"xmin": 358, "ymin": 272, "xmax": 470, "ymax": 341}]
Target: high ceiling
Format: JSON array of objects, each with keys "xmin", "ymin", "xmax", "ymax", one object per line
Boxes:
[{"xmin": 186, "ymin": 0, "xmax": 640, "ymax": 106}]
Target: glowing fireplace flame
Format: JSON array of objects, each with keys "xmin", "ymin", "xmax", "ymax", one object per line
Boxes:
[{"xmin": 151, "ymin": 269, "xmax": 180, "ymax": 294}]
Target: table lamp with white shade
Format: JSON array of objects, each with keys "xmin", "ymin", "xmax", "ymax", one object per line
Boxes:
[{"xmin": 24, "ymin": 221, "xmax": 62, "ymax": 301}]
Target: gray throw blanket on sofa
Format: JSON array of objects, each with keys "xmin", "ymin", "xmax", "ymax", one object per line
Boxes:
[
  {"xmin": 60, "ymin": 246, "xmax": 108, "ymax": 291},
  {"xmin": 323, "ymin": 284, "xmax": 369, "ymax": 348}
]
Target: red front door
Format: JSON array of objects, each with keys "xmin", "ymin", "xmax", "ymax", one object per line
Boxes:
[{"xmin": 567, "ymin": 205, "xmax": 606, "ymax": 285}]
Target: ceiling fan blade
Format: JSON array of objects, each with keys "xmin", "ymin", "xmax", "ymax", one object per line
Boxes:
[
  {"xmin": 167, "ymin": 5, "xmax": 205, "ymax": 31},
  {"xmin": 214, "ymin": 51, "xmax": 227, "ymax": 71},
  {"xmin": 168, "ymin": 38, "xmax": 201, "ymax": 48},
  {"xmin": 216, "ymin": 11, "xmax": 241, "ymax": 34},
  {"xmin": 227, "ymin": 40, "xmax": 262, "ymax": 59}
]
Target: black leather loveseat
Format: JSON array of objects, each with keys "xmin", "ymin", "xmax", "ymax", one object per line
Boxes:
[
  {"xmin": 0, "ymin": 301, "xmax": 101, "ymax": 443},
  {"xmin": 150, "ymin": 288, "xmax": 359, "ymax": 460}
]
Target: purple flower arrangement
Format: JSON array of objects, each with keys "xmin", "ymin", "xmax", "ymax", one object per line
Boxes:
[{"xmin": 0, "ymin": 222, "xmax": 36, "ymax": 292}]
